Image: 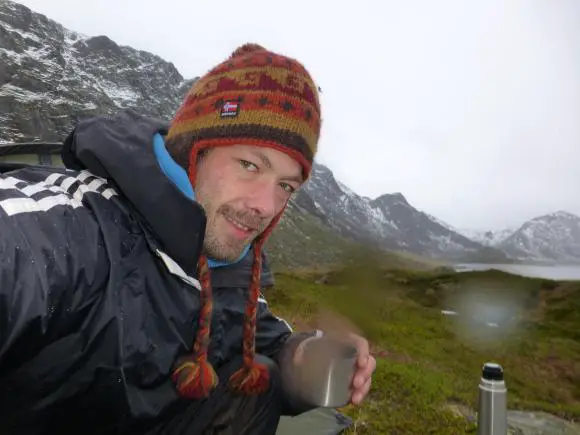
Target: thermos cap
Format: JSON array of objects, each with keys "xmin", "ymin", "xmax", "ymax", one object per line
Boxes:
[{"xmin": 482, "ymin": 362, "xmax": 504, "ymax": 381}]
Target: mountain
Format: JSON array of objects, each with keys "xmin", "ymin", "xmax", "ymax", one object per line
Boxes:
[
  {"xmin": 0, "ymin": 0, "xmax": 195, "ymax": 143},
  {"xmin": 456, "ymin": 212, "xmax": 580, "ymax": 263},
  {"xmin": 300, "ymin": 164, "xmax": 507, "ymax": 261},
  {"xmin": 458, "ymin": 227, "xmax": 516, "ymax": 247},
  {"xmin": 497, "ymin": 211, "xmax": 580, "ymax": 263},
  {"xmin": 0, "ymin": 0, "xmax": 508, "ymax": 266}
]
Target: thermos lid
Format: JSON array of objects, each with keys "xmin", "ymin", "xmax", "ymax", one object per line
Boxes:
[{"xmin": 482, "ymin": 362, "xmax": 504, "ymax": 381}]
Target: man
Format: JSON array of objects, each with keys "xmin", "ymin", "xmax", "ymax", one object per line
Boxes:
[{"xmin": 0, "ymin": 43, "xmax": 375, "ymax": 434}]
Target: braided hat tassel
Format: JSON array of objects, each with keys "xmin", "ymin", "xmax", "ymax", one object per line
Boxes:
[
  {"xmin": 171, "ymin": 255, "xmax": 219, "ymax": 399},
  {"xmin": 227, "ymin": 212, "xmax": 283, "ymax": 395},
  {"xmin": 228, "ymin": 241, "xmax": 270, "ymax": 394}
]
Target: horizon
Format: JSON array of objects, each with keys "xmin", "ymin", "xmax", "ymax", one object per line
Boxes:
[{"xmin": 6, "ymin": 0, "xmax": 580, "ymax": 231}]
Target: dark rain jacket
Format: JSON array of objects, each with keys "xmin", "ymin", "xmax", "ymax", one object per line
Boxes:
[{"xmin": 0, "ymin": 110, "xmax": 314, "ymax": 434}]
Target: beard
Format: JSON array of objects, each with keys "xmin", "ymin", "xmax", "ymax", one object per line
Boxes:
[{"xmin": 202, "ymin": 203, "xmax": 271, "ymax": 262}]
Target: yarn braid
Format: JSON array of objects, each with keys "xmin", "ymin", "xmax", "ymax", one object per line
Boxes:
[
  {"xmin": 171, "ymin": 255, "xmax": 219, "ymax": 398},
  {"xmin": 228, "ymin": 211, "xmax": 284, "ymax": 394}
]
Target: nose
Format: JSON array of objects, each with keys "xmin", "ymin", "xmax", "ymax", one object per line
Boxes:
[{"xmin": 245, "ymin": 180, "xmax": 279, "ymax": 218}]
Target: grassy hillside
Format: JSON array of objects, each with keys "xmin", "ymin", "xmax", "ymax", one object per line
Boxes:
[
  {"xmin": 264, "ymin": 263, "xmax": 580, "ymax": 434},
  {"xmin": 264, "ymin": 202, "xmax": 358, "ymax": 269}
]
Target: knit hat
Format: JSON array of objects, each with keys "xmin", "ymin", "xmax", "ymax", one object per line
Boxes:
[{"xmin": 167, "ymin": 43, "xmax": 321, "ymax": 399}]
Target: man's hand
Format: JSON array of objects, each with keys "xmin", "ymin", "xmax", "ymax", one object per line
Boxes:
[
  {"xmin": 347, "ymin": 332, "xmax": 376, "ymax": 405},
  {"xmin": 293, "ymin": 332, "xmax": 376, "ymax": 406}
]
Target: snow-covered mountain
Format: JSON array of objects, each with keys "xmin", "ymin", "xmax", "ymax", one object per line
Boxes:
[
  {"xmin": 458, "ymin": 227, "xmax": 516, "ymax": 247},
  {"xmin": 0, "ymin": 0, "xmax": 196, "ymax": 143},
  {"xmin": 0, "ymin": 0, "xmax": 510, "ymax": 263},
  {"xmin": 456, "ymin": 212, "xmax": 580, "ymax": 263},
  {"xmin": 299, "ymin": 163, "xmax": 507, "ymax": 260},
  {"xmin": 497, "ymin": 211, "xmax": 580, "ymax": 263}
]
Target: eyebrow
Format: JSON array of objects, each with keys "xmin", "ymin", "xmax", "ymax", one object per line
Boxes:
[{"xmin": 251, "ymin": 150, "xmax": 303, "ymax": 183}]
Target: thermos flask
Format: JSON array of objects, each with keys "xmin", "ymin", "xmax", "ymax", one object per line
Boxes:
[{"xmin": 477, "ymin": 362, "xmax": 508, "ymax": 435}]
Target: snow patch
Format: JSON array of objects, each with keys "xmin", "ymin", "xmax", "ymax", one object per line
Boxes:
[
  {"xmin": 458, "ymin": 227, "xmax": 516, "ymax": 246},
  {"xmin": 337, "ymin": 180, "xmax": 356, "ymax": 197},
  {"xmin": 1, "ymin": 21, "xmax": 41, "ymax": 43},
  {"xmin": 95, "ymin": 79, "xmax": 141, "ymax": 106},
  {"xmin": 0, "ymin": 84, "xmax": 45, "ymax": 102},
  {"xmin": 427, "ymin": 213, "xmax": 456, "ymax": 232}
]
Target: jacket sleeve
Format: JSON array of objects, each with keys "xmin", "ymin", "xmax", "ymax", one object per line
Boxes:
[
  {"xmin": 0, "ymin": 170, "xmax": 109, "ymax": 369},
  {"xmin": 254, "ymin": 293, "xmax": 294, "ymax": 358},
  {"xmin": 253, "ymin": 251, "xmax": 310, "ymax": 360}
]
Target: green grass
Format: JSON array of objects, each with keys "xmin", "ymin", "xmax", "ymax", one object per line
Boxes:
[
  {"xmin": 264, "ymin": 203, "xmax": 359, "ymax": 270},
  {"xmin": 264, "ymin": 265, "xmax": 580, "ymax": 434}
]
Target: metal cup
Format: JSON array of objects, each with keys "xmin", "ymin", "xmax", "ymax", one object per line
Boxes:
[{"xmin": 292, "ymin": 336, "xmax": 358, "ymax": 408}]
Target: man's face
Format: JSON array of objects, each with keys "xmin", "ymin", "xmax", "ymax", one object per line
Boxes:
[{"xmin": 194, "ymin": 144, "xmax": 303, "ymax": 261}]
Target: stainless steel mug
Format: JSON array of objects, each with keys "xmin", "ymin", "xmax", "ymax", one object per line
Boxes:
[
  {"xmin": 477, "ymin": 362, "xmax": 508, "ymax": 435},
  {"xmin": 292, "ymin": 336, "xmax": 358, "ymax": 408}
]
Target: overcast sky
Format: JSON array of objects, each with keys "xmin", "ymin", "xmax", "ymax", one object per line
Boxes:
[{"xmin": 12, "ymin": 0, "xmax": 580, "ymax": 230}]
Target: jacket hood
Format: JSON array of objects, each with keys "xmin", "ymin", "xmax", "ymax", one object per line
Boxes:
[{"xmin": 61, "ymin": 109, "xmax": 206, "ymax": 277}]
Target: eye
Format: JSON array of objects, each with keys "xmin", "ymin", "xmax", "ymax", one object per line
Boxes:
[
  {"xmin": 279, "ymin": 182, "xmax": 296, "ymax": 194},
  {"xmin": 239, "ymin": 160, "xmax": 259, "ymax": 172}
]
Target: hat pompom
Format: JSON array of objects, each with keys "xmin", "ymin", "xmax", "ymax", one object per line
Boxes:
[
  {"xmin": 172, "ymin": 356, "xmax": 218, "ymax": 399},
  {"xmin": 229, "ymin": 361, "xmax": 270, "ymax": 395},
  {"xmin": 230, "ymin": 43, "xmax": 266, "ymax": 59}
]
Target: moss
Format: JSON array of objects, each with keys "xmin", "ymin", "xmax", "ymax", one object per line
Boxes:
[{"xmin": 264, "ymin": 266, "xmax": 580, "ymax": 433}]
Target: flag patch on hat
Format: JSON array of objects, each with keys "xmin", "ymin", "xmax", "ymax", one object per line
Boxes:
[{"xmin": 220, "ymin": 100, "xmax": 240, "ymax": 118}]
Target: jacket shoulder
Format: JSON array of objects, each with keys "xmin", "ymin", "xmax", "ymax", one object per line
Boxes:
[
  {"xmin": 0, "ymin": 166, "xmax": 120, "ymax": 218},
  {"xmin": 0, "ymin": 166, "xmax": 115, "ymax": 362},
  {"xmin": 0, "ymin": 167, "xmax": 121, "ymax": 288}
]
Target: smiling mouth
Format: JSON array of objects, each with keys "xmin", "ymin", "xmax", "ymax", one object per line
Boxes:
[{"xmin": 224, "ymin": 215, "xmax": 256, "ymax": 233}]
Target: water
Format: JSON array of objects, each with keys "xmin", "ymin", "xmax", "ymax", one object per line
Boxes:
[
  {"xmin": 452, "ymin": 263, "xmax": 580, "ymax": 281},
  {"xmin": 444, "ymin": 262, "xmax": 580, "ymax": 351}
]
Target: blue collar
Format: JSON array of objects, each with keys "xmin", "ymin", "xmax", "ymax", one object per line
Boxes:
[{"xmin": 152, "ymin": 133, "xmax": 250, "ymax": 268}]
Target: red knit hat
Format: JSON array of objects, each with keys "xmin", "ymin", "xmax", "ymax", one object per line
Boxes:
[{"xmin": 167, "ymin": 43, "xmax": 322, "ymax": 399}]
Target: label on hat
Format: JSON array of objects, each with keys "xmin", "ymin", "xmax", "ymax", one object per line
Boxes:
[{"xmin": 220, "ymin": 100, "xmax": 240, "ymax": 118}]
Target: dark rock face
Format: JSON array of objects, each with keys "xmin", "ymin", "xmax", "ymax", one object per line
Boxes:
[{"xmin": 0, "ymin": 0, "xmax": 197, "ymax": 144}]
